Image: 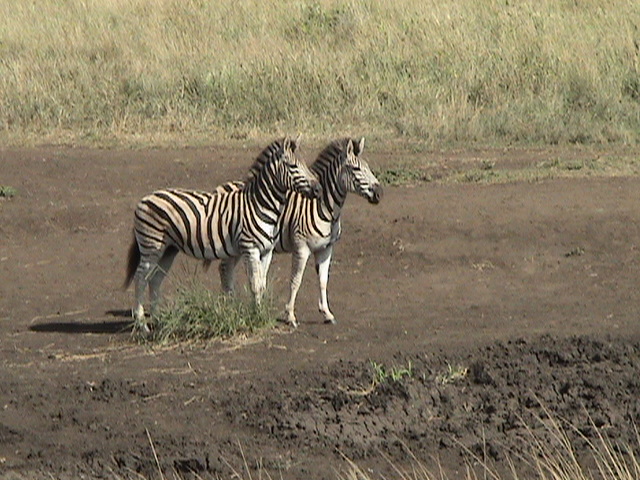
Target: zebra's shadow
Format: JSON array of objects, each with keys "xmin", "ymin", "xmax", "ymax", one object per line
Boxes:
[{"xmin": 29, "ymin": 312, "xmax": 133, "ymax": 334}]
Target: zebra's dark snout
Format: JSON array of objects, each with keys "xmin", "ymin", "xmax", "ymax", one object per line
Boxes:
[
  {"xmin": 370, "ymin": 184, "xmax": 383, "ymax": 204},
  {"xmin": 311, "ymin": 181, "xmax": 322, "ymax": 199}
]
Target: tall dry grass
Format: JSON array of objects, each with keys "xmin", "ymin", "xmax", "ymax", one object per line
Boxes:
[{"xmin": 1, "ymin": 0, "xmax": 639, "ymax": 146}]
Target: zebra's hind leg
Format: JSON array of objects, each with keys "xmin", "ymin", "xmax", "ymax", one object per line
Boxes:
[
  {"xmin": 133, "ymin": 260, "xmax": 154, "ymax": 334},
  {"xmin": 148, "ymin": 246, "xmax": 179, "ymax": 319},
  {"xmin": 315, "ymin": 246, "xmax": 336, "ymax": 324},
  {"xmin": 282, "ymin": 244, "xmax": 311, "ymax": 328}
]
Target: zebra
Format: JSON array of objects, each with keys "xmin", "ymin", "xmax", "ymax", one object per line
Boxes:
[
  {"xmin": 123, "ymin": 136, "xmax": 321, "ymax": 333},
  {"xmin": 212, "ymin": 137, "xmax": 382, "ymax": 327}
]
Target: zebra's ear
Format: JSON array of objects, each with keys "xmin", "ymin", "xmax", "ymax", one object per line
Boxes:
[
  {"xmin": 291, "ymin": 133, "xmax": 302, "ymax": 152},
  {"xmin": 354, "ymin": 137, "xmax": 365, "ymax": 156},
  {"xmin": 346, "ymin": 138, "xmax": 354, "ymax": 157},
  {"xmin": 283, "ymin": 134, "xmax": 300, "ymax": 154},
  {"xmin": 282, "ymin": 136, "xmax": 294, "ymax": 155}
]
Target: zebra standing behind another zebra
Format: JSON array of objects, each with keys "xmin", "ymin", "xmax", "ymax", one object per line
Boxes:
[
  {"xmin": 213, "ymin": 137, "xmax": 383, "ymax": 327},
  {"xmin": 123, "ymin": 136, "xmax": 321, "ymax": 334}
]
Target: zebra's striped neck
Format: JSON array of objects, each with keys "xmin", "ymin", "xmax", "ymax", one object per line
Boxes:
[
  {"xmin": 311, "ymin": 140, "xmax": 349, "ymax": 220},
  {"xmin": 244, "ymin": 139, "xmax": 289, "ymax": 216},
  {"xmin": 245, "ymin": 164, "xmax": 287, "ymax": 215}
]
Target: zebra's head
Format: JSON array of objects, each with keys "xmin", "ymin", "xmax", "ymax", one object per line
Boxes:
[
  {"xmin": 339, "ymin": 137, "xmax": 383, "ymax": 205},
  {"xmin": 277, "ymin": 135, "xmax": 322, "ymax": 199}
]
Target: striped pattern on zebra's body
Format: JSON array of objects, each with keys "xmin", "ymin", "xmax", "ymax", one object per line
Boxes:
[
  {"xmin": 124, "ymin": 136, "xmax": 320, "ymax": 333},
  {"xmin": 217, "ymin": 137, "xmax": 383, "ymax": 327},
  {"xmin": 134, "ymin": 187, "xmax": 242, "ymax": 261}
]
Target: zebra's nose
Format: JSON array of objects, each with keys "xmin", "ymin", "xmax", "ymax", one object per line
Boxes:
[
  {"xmin": 311, "ymin": 182, "xmax": 322, "ymax": 199},
  {"xmin": 370, "ymin": 184, "xmax": 383, "ymax": 204}
]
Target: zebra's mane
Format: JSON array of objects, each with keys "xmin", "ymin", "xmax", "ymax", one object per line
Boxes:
[
  {"xmin": 311, "ymin": 138, "xmax": 358, "ymax": 174},
  {"xmin": 245, "ymin": 138, "xmax": 286, "ymax": 184}
]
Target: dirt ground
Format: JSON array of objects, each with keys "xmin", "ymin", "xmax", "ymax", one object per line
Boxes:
[{"xmin": 1, "ymin": 143, "xmax": 640, "ymax": 480}]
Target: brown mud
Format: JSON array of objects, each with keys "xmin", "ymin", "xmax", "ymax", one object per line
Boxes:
[{"xmin": 1, "ymin": 144, "xmax": 640, "ymax": 479}]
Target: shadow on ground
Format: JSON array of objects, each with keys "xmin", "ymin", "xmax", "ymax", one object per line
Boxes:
[{"xmin": 29, "ymin": 318, "xmax": 132, "ymax": 334}]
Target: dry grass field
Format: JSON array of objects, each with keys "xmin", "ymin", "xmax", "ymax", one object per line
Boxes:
[{"xmin": 1, "ymin": 0, "xmax": 639, "ymax": 146}]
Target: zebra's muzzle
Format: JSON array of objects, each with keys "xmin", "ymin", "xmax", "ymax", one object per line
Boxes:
[
  {"xmin": 307, "ymin": 181, "xmax": 322, "ymax": 199},
  {"xmin": 369, "ymin": 184, "xmax": 383, "ymax": 204}
]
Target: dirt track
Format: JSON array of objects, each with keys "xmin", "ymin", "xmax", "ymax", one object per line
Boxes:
[{"xmin": 1, "ymin": 144, "xmax": 640, "ymax": 479}]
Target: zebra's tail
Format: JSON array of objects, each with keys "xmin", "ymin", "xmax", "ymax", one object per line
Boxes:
[{"xmin": 123, "ymin": 234, "xmax": 140, "ymax": 290}]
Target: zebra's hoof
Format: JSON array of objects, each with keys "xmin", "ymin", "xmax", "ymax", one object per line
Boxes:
[
  {"xmin": 133, "ymin": 320, "xmax": 153, "ymax": 339},
  {"xmin": 324, "ymin": 318, "xmax": 337, "ymax": 325},
  {"xmin": 278, "ymin": 309, "xmax": 298, "ymax": 328}
]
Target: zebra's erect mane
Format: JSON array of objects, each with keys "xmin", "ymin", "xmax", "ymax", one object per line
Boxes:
[
  {"xmin": 311, "ymin": 137, "xmax": 359, "ymax": 174},
  {"xmin": 245, "ymin": 137, "xmax": 286, "ymax": 185}
]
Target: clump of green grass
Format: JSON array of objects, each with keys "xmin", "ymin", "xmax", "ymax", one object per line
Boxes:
[
  {"xmin": 370, "ymin": 360, "xmax": 414, "ymax": 385},
  {"xmin": 436, "ymin": 362, "xmax": 469, "ymax": 385},
  {"xmin": 565, "ymin": 246, "xmax": 585, "ymax": 257},
  {"xmin": 0, "ymin": 185, "xmax": 17, "ymax": 198},
  {"xmin": 146, "ymin": 282, "xmax": 277, "ymax": 344}
]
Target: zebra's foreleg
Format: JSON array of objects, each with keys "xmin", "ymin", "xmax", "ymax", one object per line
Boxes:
[
  {"xmin": 243, "ymin": 249, "xmax": 264, "ymax": 305},
  {"xmin": 282, "ymin": 245, "xmax": 311, "ymax": 328},
  {"xmin": 219, "ymin": 257, "xmax": 239, "ymax": 294},
  {"xmin": 315, "ymin": 245, "xmax": 336, "ymax": 324},
  {"xmin": 259, "ymin": 248, "xmax": 274, "ymax": 294}
]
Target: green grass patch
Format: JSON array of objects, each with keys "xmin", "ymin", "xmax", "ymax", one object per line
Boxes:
[
  {"xmin": 146, "ymin": 282, "xmax": 277, "ymax": 344},
  {"xmin": 436, "ymin": 362, "xmax": 469, "ymax": 385},
  {"xmin": 0, "ymin": 185, "xmax": 17, "ymax": 198},
  {"xmin": 370, "ymin": 359, "xmax": 414, "ymax": 385}
]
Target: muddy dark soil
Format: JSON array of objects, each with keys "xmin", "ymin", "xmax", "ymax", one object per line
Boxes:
[{"xmin": 1, "ymin": 144, "xmax": 640, "ymax": 479}]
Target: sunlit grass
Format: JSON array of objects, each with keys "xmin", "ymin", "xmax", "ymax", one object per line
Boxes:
[{"xmin": 1, "ymin": 0, "xmax": 639, "ymax": 146}]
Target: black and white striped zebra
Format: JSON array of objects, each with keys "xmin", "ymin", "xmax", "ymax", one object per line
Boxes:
[
  {"xmin": 215, "ymin": 137, "xmax": 382, "ymax": 327},
  {"xmin": 123, "ymin": 136, "xmax": 321, "ymax": 332}
]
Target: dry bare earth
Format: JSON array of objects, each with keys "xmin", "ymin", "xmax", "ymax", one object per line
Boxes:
[{"xmin": 1, "ymin": 145, "xmax": 640, "ymax": 479}]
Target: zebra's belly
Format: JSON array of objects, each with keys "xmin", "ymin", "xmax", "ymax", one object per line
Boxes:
[
  {"xmin": 200, "ymin": 242, "xmax": 240, "ymax": 260},
  {"xmin": 307, "ymin": 235, "xmax": 333, "ymax": 252}
]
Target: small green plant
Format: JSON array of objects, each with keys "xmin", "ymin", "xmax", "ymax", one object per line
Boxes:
[
  {"xmin": 0, "ymin": 185, "xmax": 17, "ymax": 198},
  {"xmin": 146, "ymin": 282, "xmax": 277, "ymax": 344},
  {"xmin": 436, "ymin": 363, "xmax": 468, "ymax": 385},
  {"xmin": 565, "ymin": 246, "xmax": 585, "ymax": 257},
  {"xmin": 370, "ymin": 360, "xmax": 413, "ymax": 385},
  {"xmin": 480, "ymin": 159, "xmax": 495, "ymax": 171}
]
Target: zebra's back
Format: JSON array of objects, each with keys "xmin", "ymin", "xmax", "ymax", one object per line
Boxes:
[{"xmin": 134, "ymin": 188, "xmax": 242, "ymax": 260}]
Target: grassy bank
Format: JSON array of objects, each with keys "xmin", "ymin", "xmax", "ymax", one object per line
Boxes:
[{"xmin": 1, "ymin": 0, "xmax": 639, "ymax": 146}]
